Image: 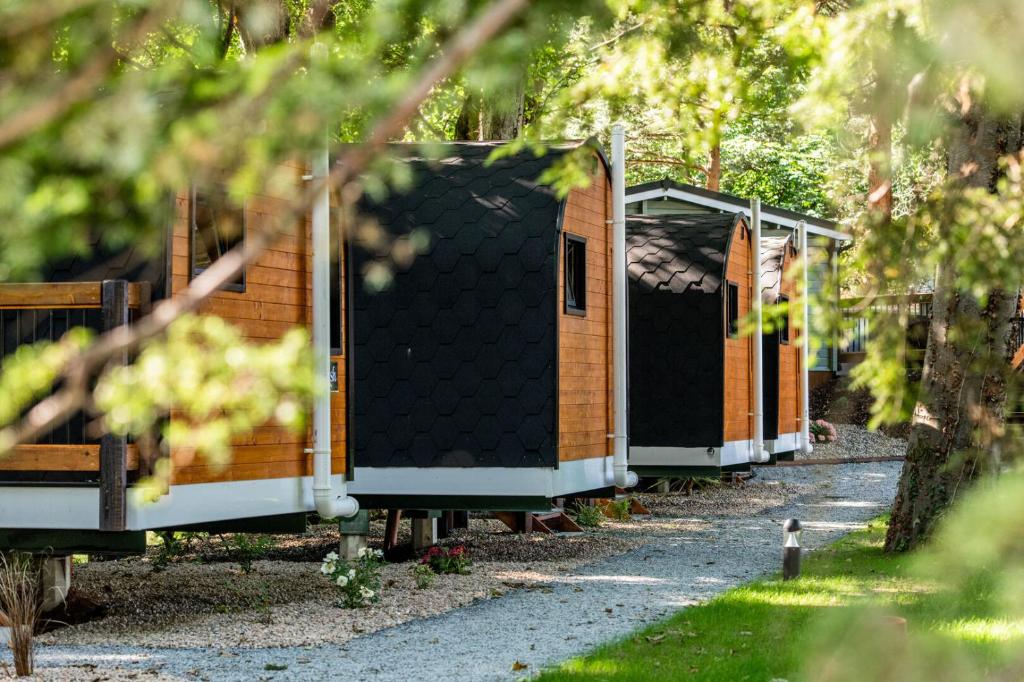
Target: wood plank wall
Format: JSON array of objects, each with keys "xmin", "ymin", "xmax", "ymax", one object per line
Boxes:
[
  {"xmin": 168, "ymin": 161, "xmax": 346, "ymax": 485},
  {"xmin": 558, "ymin": 156, "xmax": 614, "ymax": 462},
  {"xmin": 777, "ymin": 242, "xmax": 802, "ymax": 436},
  {"xmin": 723, "ymin": 220, "xmax": 754, "ymax": 443}
]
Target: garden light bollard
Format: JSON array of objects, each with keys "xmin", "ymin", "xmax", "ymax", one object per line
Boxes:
[{"xmin": 783, "ymin": 518, "xmax": 802, "ymax": 581}]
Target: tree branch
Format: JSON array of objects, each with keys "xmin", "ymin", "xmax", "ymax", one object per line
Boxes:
[
  {"xmin": 0, "ymin": 5, "xmax": 166, "ymax": 150},
  {"xmin": 0, "ymin": 0, "xmax": 531, "ymax": 453}
]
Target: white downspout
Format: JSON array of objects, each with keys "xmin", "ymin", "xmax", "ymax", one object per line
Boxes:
[
  {"xmin": 309, "ymin": 139, "xmax": 359, "ymax": 519},
  {"xmin": 611, "ymin": 123, "xmax": 638, "ymax": 489},
  {"xmin": 799, "ymin": 221, "xmax": 814, "ymax": 456},
  {"xmin": 750, "ymin": 199, "xmax": 770, "ymax": 463}
]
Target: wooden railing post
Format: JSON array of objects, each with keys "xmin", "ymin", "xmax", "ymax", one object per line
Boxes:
[{"xmin": 99, "ymin": 280, "xmax": 130, "ymax": 531}]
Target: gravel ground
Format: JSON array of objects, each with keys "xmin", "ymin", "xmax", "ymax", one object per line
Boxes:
[
  {"xmin": 15, "ymin": 461, "xmax": 901, "ymax": 681},
  {"xmin": 798, "ymin": 423, "xmax": 907, "ymax": 460}
]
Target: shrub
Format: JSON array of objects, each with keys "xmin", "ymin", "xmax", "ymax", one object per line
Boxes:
[
  {"xmin": 321, "ymin": 548, "xmax": 384, "ymax": 608},
  {"xmin": 571, "ymin": 502, "xmax": 604, "ymax": 528},
  {"xmin": 151, "ymin": 531, "xmax": 204, "ymax": 571},
  {"xmin": 412, "ymin": 564, "xmax": 435, "ymax": 589},
  {"xmin": 0, "ymin": 553, "xmax": 42, "ymax": 677},
  {"xmin": 229, "ymin": 534, "xmax": 274, "ymax": 574},
  {"xmin": 810, "ymin": 418, "xmax": 839, "ymax": 444},
  {"xmin": 421, "ymin": 545, "xmax": 471, "ymax": 575},
  {"xmin": 604, "ymin": 497, "xmax": 634, "ymax": 521}
]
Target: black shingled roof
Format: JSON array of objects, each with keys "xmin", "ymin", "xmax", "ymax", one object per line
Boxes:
[
  {"xmin": 626, "ymin": 213, "xmax": 748, "ymax": 448},
  {"xmin": 349, "ymin": 141, "xmax": 603, "ymax": 469},
  {"xmin": 625, "ymin": 213, "xmax": 745, "ymax": 295}
]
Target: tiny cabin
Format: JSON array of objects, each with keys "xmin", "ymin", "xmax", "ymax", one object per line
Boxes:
[
  {"xmin": 0, "ymin": 159, "xmax": 345, "ymax": 553},
  {"xmin": 760, "ymin": 235, "xmax": 803, "ymax": 461},
  {"xmin": 625, "ymin": 179, "xmax": 851, "ymax": 389},
  {"xmin": 626, "ymin": 213, "xmax": 756, "ymax": 476},
  {"xmin": 345, "ymin": 141, "xmax": 619, "ymax": 509},
  {"xmin": 0, "ymin": 140, "xmax": 622, "ymax": 557}
]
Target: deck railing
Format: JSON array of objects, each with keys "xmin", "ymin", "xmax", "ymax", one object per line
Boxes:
[
  {"xmin": 0, "ymin": 280, "xmax": 149, "ymax": 530},
  {"xmin": 840, "ymin": 293, "xmax": 933, "ymax": 355}
]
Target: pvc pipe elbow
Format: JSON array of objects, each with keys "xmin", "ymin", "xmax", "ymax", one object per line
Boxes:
[
  {"xmin": 314, "ymin": 490, "xmax": 360, "ymax": 520},
  {"xmin": 614, "ymin": 466, "xmax": 639, "ymax": 489}
]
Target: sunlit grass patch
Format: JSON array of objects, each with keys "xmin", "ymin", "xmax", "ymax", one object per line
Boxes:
[{"xmin": 539, "ymin": 517, "xmax": 1021, "ymax": 682}]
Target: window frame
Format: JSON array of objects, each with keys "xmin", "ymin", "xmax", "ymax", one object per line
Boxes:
[
  {"xmin": 726, "ymin": 280, "xmax": 740, "ymax": 339},
  {"xmin": 778, "ymin": 294, "xmax": 790, "ymax": 345},
  {"xmin": 189, "ymin": 185, "xmax": 247, "ymax": 293},
  {"xmin": 564, "ymin": 232, "xmax": 587, "ymax": 316}
]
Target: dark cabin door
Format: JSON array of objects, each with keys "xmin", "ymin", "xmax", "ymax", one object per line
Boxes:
[{"xmin": 762, "ymin": 332, "xmax": 780, "ymax": 440}]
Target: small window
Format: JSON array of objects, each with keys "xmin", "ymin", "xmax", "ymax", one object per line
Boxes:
[
  {"xmin": 726, "ymin": 281, "xmax": 739, "ymax": 338},
  {"xmin": 190, "ymin": 186, "xmax": 245, "ymax": 292},
  {"xmin": 564, "ymin": 233, "xmax": 587, "ymax": 315},
  {"xmin": 778, "ymin": 295, "xmax": 790, "ymax": 344}
]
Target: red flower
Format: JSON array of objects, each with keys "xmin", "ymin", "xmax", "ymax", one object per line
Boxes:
[{"xmin": 448, "ymin": 546, "xmax": 466, "ymax": 557}]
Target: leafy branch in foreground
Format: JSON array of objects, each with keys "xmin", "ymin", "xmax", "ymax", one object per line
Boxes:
[{"xmin": 0, "ymin": 0, "xmax": 534, "ymax": 479}]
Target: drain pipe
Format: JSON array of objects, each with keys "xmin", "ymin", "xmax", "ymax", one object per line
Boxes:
[
  {"xmin": 611, "ymin": 123, "xmax": 638, "ymax": 489},
  {"xmin": 750, "ymin": 199, "xmax": 770, "ymax": 463},
  {"xmin": 798, "ymin": 221, "xmax": 813, "ymax": 456},
  {"xmin": 309, "ymin": 139, "xmax": 359, "ymax": 520}
]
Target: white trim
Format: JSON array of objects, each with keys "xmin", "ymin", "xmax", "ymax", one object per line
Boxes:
[
  {"xmin": 767, "ymin": 432, "xmax": 800, "ymax": 454},
  {"xmin": 349, "ymin": 456, "xmax": 614, "ymax": 499},
  {"xmin": 625, "ymin": 187, "xmax": 852, "ymax": 242},
  {"xmin": 0, "ymin": 487, "xmax": 101, "ymax": 530},
  {"xmin": 0, "ymin": 458, "xmax": 616, "ymax": 532},
  {"xmin": 0, "ymin": 476, "xmax": 321, "ymax": 531},
  {"xmin": 630, "ymin": 440, "xmax": 753, "ymax": 469},
  {"xmin": 128, "ymin": 475, "xmax": 317, "ymax": 529}
]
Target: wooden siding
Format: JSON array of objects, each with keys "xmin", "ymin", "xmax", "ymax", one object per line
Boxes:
[
  {"xmin": 777, "ymin": 243, "xmax": 802, "ymax": 436},
  {"xmin": 168, "ymin": 161, "xmax": 347, "ymax": 485},
  {"xmin": 723, "ymin": 220, "xmax": 754, "ymax": 443},
  {"xmin": 558, "ymin": 157, "xmax": 614, "ymax": 462},
  {"xmin": 2, "ymin": 444, "xmax": 139, "ymax": 472}
]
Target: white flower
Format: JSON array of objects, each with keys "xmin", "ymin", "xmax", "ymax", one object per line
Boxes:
[
  {"xmin": 374, "ymin": 549, "xmax": 384, "ymax": 558},
  {"xmin": 357, "ymin": 547, "xmax": 368, "ymax": 559},
  {"xmin": 320, "ymin": 564, "xmax": 331, "ymax": 575},
  {"xmin": 359, "ymin": 586, "xmax": 374, "ymax": 599},
  {"xmin": 336, "ymin": 575, "xmax": 349, "ymax": 587},
  {"xmin": 324, "ymin": 552, "xmax": 339, "ymax": 561},
  {"xmin": 348, "ymin": 569, "xmax": 356, "ymax": 580}
]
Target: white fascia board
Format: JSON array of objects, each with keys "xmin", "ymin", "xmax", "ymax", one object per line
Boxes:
[
  {"xmin": 349, "ymin": 456, "xmax": 615, "ymax": 499},
  {"xmin": 625, "ymin": 188, "xmax": 853, "ymax": 242}
]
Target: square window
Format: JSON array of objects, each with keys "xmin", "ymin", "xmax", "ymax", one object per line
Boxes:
[
  {"xmin": 778, "ymin": 295, "xmax": 790, "ymax": 344},
  {"xmin": 726, "ymin": 281, "xmax": 739, "ymax": 338},
  {"xmin": 190, "ymin": 186, "xmax": 245, "ymax": 292},
  {"xmin": 564, "ymin": 233, "xmax": 587, "ymax": 315}
]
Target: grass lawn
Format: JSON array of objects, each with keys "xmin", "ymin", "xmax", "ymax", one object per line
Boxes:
[{"xmin": 539, "ymin": 518, "xmax": 1023, "ymax": 681}]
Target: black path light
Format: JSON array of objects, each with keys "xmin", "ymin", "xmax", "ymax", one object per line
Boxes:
[{"xmin": 782, "ymin": 518, "xmax": 802, "ymax": 581}]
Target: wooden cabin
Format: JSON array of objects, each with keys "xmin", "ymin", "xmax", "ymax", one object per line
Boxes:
[
  {"xmin": 626, "ymin": 213, "xmax": 756, "ymax": 476},
  {"xmin": 0, "ymin": 159, "xmax": 344, "ymax": 553},
  {"xmin": 760, "ymin": 235, "xmax": 803, "ymax": 461},
  {"xmin": 0, "ymin": 140, "xmax": 620, "ymax": 556},
  {"xmin": 625, "ymin": 179, "xmax": 851, "ymax": 389},
  {"xmin": 345, "ymin": 141, "xmax": 618, "ymax": 509}
]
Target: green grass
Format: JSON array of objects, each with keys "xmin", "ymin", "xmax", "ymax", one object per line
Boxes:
[{"xmin": 539, "ymin": 518, "xmax": 1023, "ymax": 681}]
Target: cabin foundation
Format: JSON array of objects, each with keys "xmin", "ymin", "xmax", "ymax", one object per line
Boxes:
[{"xmin": 338, "ymin": 510, "xmax": 369, "ymax": 560}]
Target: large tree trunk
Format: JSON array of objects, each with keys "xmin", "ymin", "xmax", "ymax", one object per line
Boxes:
[
  {"xmin": 706, "ymin": 143, "xmax": 721, "ymax": 192},
  {"xmin": 454, "ymin": 82, "xmax": 525, "ymax": 140},
  {"xmin": 884, "ymin": 104, "xmax": 1023, "ymax": 552}
]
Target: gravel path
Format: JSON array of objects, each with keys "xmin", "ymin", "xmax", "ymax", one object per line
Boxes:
[
  {"xmin": 18, "ymin": 461, "xmax": 901, "ymax": 681},
  {"xmin": 802, "ymin": 423, "xmax": 907, "ymax": 460}
]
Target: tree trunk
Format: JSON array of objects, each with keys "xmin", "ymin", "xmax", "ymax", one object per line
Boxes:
[
  {"xmin": 867, "ymin": 109, "xmax": 892, "ymax": 222},
  {"xmin": 706, "ymin": 143, "xmax": 721, "ymax": 192},
  {"xmin": 454, "ymin": 82, "xmax": 525, "ymax": 140},
  {"xmin": 884, "ymin": 104, "xmax": 1023, "ymax": 552}
]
